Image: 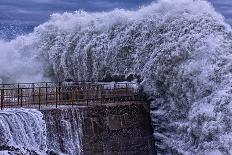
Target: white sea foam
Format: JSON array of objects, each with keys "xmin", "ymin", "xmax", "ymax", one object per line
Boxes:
[
  {"xmin": 0, "ymin": 109, "xmax": 47, "ymax": 153},
  {"xmin": 1, "ymin": 0, "xmax": 232, "ymax": 154}
]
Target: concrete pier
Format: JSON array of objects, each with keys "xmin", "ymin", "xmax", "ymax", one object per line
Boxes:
[{"xmin": 42, "ymin": 101, "xmax": 156, "ymax": 155}]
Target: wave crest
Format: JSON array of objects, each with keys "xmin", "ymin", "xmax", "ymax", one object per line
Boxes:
[{"xmin": 1, "ymin": 0, "xmax": 232, "ymax": 154}]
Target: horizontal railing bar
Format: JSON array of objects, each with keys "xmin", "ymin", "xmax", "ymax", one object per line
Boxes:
[
  {"xmin": 0, "ymin": 81, "xmax": 143, "ymax": 110},
  {"xmin": 0, "ymin": 81, "xmax": 137, "ymax": 86}
]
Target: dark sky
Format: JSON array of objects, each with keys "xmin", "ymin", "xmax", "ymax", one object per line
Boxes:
[
  {"xmin": 0, "ymin": 0, "xmax": 152, "ymax": 25},
  {"xmin": 0, "ymin": 0, "xmax": 231, "ymax": 26},
  {"xmin": 210, "ymin": 0, "xmax": 232, "ymax": 24}
]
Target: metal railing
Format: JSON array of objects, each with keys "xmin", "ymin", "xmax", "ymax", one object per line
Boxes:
[{"xmin": 0, "ymin": 82, "xmax": 142, "ymax": 110}]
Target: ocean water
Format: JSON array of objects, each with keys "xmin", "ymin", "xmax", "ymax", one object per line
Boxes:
[{"xmin": 1, "ymin": 0, "xmax": 232, "ymax": 154}]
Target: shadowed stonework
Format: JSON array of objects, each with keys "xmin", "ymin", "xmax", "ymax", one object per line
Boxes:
[{"xmin": 42, "ymin": 101, "xmax": 155, "ymax": 155}]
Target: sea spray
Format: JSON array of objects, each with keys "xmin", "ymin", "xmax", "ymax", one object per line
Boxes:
[
  {"xmin": 0, "ymin": 109, "xmax": 47, "ymax": 153},
  {"xmin": 0, "ymin": 108, "xmax": 84, "ymax": 155},
  {"xmin": 1, "ymin": 0, "xmax": 232, "ymax": 154},
  {"xmin": 0, "ymin": 38, "xmax": 47, "ymax": 83},
  {"xmin": 43, "ymin": 108, "xmax": 83, "ymax": 155}
]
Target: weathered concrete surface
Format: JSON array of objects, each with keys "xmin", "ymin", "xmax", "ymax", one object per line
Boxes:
[
  {"xmin": 42, "ymin": 101, "xmax": 156, "ymax": 155},
  {"xmin": 81, "ymin": 102, "xmax": 156, "ymax": 155}
]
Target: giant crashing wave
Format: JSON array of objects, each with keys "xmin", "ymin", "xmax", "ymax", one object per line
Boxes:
[{"xmin": 1, "ymin": 0, "xmax": 232, "ymax": 154}]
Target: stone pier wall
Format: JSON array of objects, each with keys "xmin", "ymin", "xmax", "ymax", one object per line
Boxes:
[{"xmin": 42, "ymin": 101, "xmax": 156, "ymax": 155}]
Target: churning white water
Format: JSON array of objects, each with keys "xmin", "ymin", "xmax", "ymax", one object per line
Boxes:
[
  {"xmin": 1, "ymin": 0, "xmax": 232, "ymax": 154},
  {"xmin": 0, "ymin": 109, "xmax": 47, "ymax": 153},
  {"xmin": 0, "ymin": 108, "xmax": 84, "ymax": 155},
  {"xmin": 44, "ymin": 108, "xmax": 83, "ymax": 155}
]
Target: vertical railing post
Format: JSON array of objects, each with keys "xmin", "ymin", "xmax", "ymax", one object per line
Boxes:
[
  {"xmin": 99, "ymin": 85, "xmax": 104, "ymax": 104},
  {"xmin": 97, "ymin": 85, "xmax": 99, "ymax": 102},
  {"xmin": 71, "ymin": 88, "xmax": 73, "ymax": 107},
  {"xmin": 55, "ymin": 86, "xmax": 58, "ymax": 109},
  {"xmin": 17, "ymin": 84, "xmax": 20, "ymax": 106},
  {"xmin": 86, "ymin": 84, "xmax": 89, "ymax": 106},
  {"xmin": 38, "ymin": 87, "xmax": 41, "ymax": 110},
  {"xmin": 1, "ymin": 88, "xmax": 4, "ymax": 110},
  {"xmin": 20, "ymin": 88, "xmax": 23, "ymax": 107},
  {"xmin": 126, "ymin": 83, "xmax": 128, "ymax": 101},
  {"xmin": 58, "ymin": 82, "xmax": 62, "ymax": 106},
  {"xmin": 113, "ymin": 83, "xmax": 116, "ymax": 102},
  {"xmin": 45, "ymin": 82, "xmax": 48, "ymax": 106},
  {"xmin": 32, "ymin": 83, "xmax": 35, "ymax": 105},
  {"xmin": 101, "ymin": 85, "xmax": 104, "ymax": 104}
]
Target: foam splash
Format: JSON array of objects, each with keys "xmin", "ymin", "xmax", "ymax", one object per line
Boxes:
[
  {"xmin": 44, "ymin": 108, "xmax": 83, "ymax": 155},
  {"xmin": 0, "ymin": 109, "xmax": 47, "ymax": 153},
  {"xmin": 0, "ymin": 37, "xmax": 45, "ymax": 83},
  {"xmin": 1, "ymin": 0, "xmax": 232, "ymax": 154}
]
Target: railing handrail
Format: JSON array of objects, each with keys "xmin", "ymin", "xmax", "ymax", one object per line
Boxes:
[
  {"xmin": 0, "ymin": 81, "xmax": 143, "ymax": 110},
  {"xmin": 0, "ymin": 81, "xmax": 137, "ymax": 86}
]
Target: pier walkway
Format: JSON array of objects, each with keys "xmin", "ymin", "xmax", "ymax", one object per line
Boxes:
[{"xmin": 0, "ymin": 82, "xmax": 143, "ymax": 110}]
